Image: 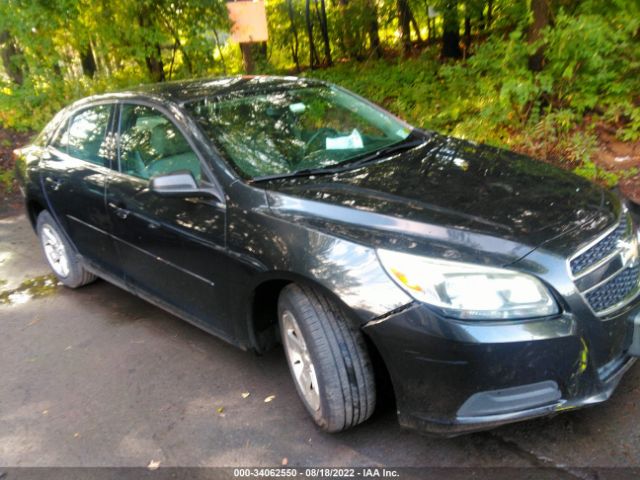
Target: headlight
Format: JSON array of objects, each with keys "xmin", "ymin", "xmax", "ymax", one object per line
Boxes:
[{"xmin": 377, "ymin": 249, "xmax": 559, "ymax": 320}]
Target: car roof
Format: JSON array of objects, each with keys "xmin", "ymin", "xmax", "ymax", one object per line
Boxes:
[{"xmin": 78, "ymin": 75, "xmax": 327, "ymax": 107}]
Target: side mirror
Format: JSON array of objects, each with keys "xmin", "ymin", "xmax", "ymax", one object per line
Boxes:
[{"xmin": 149, "ymin": 171, "xmax": 218, "ymax": 199}]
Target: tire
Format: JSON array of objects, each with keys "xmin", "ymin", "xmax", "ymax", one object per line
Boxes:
[
  {"xmin": 36, "ymin": 210, "xmax": 97, "ymax": 288},
  {"xmin": 278, "ymin": 284, "xmax": 376, "ymax": 432}
]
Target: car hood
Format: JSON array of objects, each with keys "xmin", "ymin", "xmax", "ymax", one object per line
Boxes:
[{"xmin": 263, "ymin": 134, "xmax": 618, "ymax": 266}]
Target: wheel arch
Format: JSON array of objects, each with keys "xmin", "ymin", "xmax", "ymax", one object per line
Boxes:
[
  {"xmin": 246, "ymin": 272, "xmax": 363, "ymax": 354},
  {"xmin": 26, "ymin": 198, "xmax": 46, "ymax": 230}
]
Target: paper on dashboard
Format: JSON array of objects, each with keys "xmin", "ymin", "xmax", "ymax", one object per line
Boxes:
[{"xmin": 325, "ymin": 129, "xmax": 364, "ymax": 150}]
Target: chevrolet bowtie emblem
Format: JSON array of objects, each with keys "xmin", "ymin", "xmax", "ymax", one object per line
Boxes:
[{"xmin": 619, "ymin": 235, "xmax": 640, "ymax": 268}]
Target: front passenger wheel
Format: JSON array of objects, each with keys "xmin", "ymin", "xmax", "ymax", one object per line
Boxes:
[
  {"xmin": 278, "ymin": 284, "xmax": 376, "ymax": 432},
  {"xmin": 37, "ymin": 211, "xmax": 97, "ymax": 288}
]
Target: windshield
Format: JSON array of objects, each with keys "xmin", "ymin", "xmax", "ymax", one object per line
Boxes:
[{"xmin": 185, "ymin": 85, "xmax": 412, "ymax": 179}]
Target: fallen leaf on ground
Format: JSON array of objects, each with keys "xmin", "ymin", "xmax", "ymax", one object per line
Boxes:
[
  {"xmin": 264, "ymin": 395, "xmax": 276, "ymax": 403},
  {"xmin": 241, "ymin": 392, "xmax": 250, "ymax": 399},
  {"xmin": 216, "ymin": 406, "xmax": 225, "ymax": 414},
  {"xmin": 147, "ymin": 460, "xmax": 160, "ymax": 470}
]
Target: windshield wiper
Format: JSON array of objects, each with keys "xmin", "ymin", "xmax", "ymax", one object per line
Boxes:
[
  {"xmin": 250, "ymin": 166, "xmax": 337, "ymax": 182},
  {"xmin": 331, "ymin": 136, "xmax": 427, "ymax": 170},
  {"xmin": 250, "ymin": 132, "xmax": 428, "ymax": 183}
]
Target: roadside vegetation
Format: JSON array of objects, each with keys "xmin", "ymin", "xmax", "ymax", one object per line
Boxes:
[{"xmin": 0, "ymin": 0, "xmax": 639, "ymax": 197}]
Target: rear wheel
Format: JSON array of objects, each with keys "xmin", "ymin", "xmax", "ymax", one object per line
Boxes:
[
  {"xmin": 278, "ymin": 284, "xmax": 376, "ymax": 432},
  {"xmin": 36, "ymin": 211, "xmax": 96, "ymax": 288}
]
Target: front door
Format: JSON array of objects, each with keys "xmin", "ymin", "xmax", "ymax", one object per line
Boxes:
[
  {"xmin": 41, "ymin": 103, "xmax": 119, "ymax": 272},
  {"xmin": 106, "ymin": 103, "xmax": 232, "ymax": 339}
]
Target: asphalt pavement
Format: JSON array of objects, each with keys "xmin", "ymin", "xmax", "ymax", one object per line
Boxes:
[{"xmin": 1, "ymin": 212, "xmax": 639, "ymax": 474}]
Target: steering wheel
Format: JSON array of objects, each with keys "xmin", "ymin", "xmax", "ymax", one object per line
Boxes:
[{"xmin": 302, "ymin": 127, "xmax": 338, "ymax": 157}]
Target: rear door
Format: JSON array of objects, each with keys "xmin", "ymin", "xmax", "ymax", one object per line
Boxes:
[
  {"xmin": 106, "ymin": 102, "xmax": 233, "ymax": 339},
  {"xmin": 41, "ymin": 103, "xmax": 119, "ymax": 272}
]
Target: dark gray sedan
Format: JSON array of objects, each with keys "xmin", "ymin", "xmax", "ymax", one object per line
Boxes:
[{"xmin": 16, "ymin": 76, "xmax": 640, "ymax": 435}]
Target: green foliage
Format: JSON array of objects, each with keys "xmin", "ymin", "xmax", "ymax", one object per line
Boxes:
[
  {"xmin": 307, "ymin": 2, "xmax": 640, "ymax": 185},
  {"xmin": 573, "ymin": 159, "xmax": 620, "ymax": 188},
  {"xmin": 0, "ymin": 72, "xmax": 149, "ymax": 131},
  {"xmin": 0, "ymin": 0, "xmax": 638, "ymax": 187},
  {"xmin": 0, "ymin": 167, "xmax": 14, "ymax": 192},
  {"xmin": 0, "ymin": 0, "xmax": 231, "ymax": 130}
]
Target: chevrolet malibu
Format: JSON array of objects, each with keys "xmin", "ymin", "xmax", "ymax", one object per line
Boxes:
[{"xmin": 15, "ymin": 76, "xmax": 640, "ymax": 435}]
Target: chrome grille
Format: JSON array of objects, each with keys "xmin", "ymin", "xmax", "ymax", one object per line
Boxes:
[
  {"xmin": 570, "ymin": 217, "xmax": 628, "ymax": 276},
  {"xmin": 570, "ymin": 213, "xmax": 640, "ymax": 316},
  {"xmin": 585, "ymin": 265, "xmax": 640, "ymax": 313}
]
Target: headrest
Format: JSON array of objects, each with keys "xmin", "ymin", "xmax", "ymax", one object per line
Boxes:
[{"xmin": 150, "ymin": 122, "xmax": 190, "ymax": 158}]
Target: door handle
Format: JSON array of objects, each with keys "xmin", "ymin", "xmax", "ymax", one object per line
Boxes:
[
  {"xmin": 108, "ymin": 201, "xmax": 130, "ymax": 220},
  {"xmin": 45, "ymin": 176, "xmax": 63, "ymax": 191}
]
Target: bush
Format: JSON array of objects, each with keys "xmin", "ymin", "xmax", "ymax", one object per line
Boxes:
[
  {"xmin": 1, "ymin": 1, "xmax": 638, "ymax": 188},
  {"xmin": 306, "ymin": 8, "xmax": 640, "ymax": 185}
]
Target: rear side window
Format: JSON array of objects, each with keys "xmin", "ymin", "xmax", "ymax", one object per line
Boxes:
[
  {"xmin": 51, "ymin": 105, "xmax": 112, "ymax": 167},
  {"xmin": 118, "ymin": 104, "xmax": 202, "ymax": 182}
]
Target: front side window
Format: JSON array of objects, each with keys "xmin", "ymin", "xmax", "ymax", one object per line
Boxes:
[
  {"xmin": 118, "ymin": 104, "xmax": 202, "ymax": 182},
  {"xmin": 52, "ymin": 105, "xmax": 112, "ymax": 167},
  {"xmin": 185, "ymin": 85, "xmax": 412, "ymax": 179}
]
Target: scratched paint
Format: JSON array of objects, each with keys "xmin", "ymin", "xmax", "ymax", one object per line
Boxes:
[{"xmin": 577, "ymin": 337, "xmax": 589, "ymax": 374}]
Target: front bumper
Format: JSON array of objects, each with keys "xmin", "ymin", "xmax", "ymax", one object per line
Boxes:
[{"xmin": 364, "ymin": 302, "xmax": 639, "ymax": 436}]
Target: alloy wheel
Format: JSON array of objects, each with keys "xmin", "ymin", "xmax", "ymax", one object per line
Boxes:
[
  {"xmin": 41, "ymin": 224, "xmax": 70, "ymax": 278},
  {"xmin": 281, "ymin": 310, "xmax": 321, "ymax": 412}
]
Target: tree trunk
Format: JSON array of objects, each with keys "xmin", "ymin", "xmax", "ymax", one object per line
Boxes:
[
  {"xmin": 441, "ymin": 1, "xmax": 462, "ymax": 59},
  {"xmin": 287, "ymin": 0, "xmax": 301, "ymax": 71},
  {"xmin": 145, "ymin": 45, "xmax": 165, "ymax": 82},
  {"xmin": 464, "ymin": 15, "xmax": 471, "ymax": 53},
  {"xmin": 397, "ymin": 0, "xmax": 412, "ymax": 54},
  {"xmin": 528, "ymin": 0, "xmax": 552, "ymax": 71},
  {"xmin": 212, "ymin": 27, "xmax": 227, "ymax": 74},
  {"xmin": 180, "ymin": 44, "xmax": 193, "ymax": 74},
  {"xmin": 239, "ymin": 42, "xmax": 267, "ymax": 74},
  {"xmin": 305, "ymin": 0, "xmax": 319, "ymax": 68},
  {"xmin": 240, "ymin": 43, "xmax": 255, "ymax": 73},
  {"xmin": 168, "ymin": 40, "xmax": 178, "ymax": 79},
  {"xmin": 92, "ymin": 38, "xmax": 109, "ymax": 76},
  {"xmin": 137, "ymin": 10, "xmax": 165, "ymax": 82},
  {"xmin": 0, "ymin": 30, "xmax": 25, "ymax": 85},
  {"xmin": 367, "ymin": 0, "xmax": 382, "ymax": 58},
  {"xmin": 158, "ymin": 13, "xmax": 193, "ymax": 75},
  {"xmin": 316, "ymin": 0, "xmax": 332, "ymax": 65},
  {"xmin": 80, "ymin": 42, "xmax": 97, "ymax": 78},
  {"xmin": 409, "ymin": 8, "xmax": 422, "ymax": 43},
  {"xmin": 337, "ymin": 0, "xmax": 356, "ymax": 59}
]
